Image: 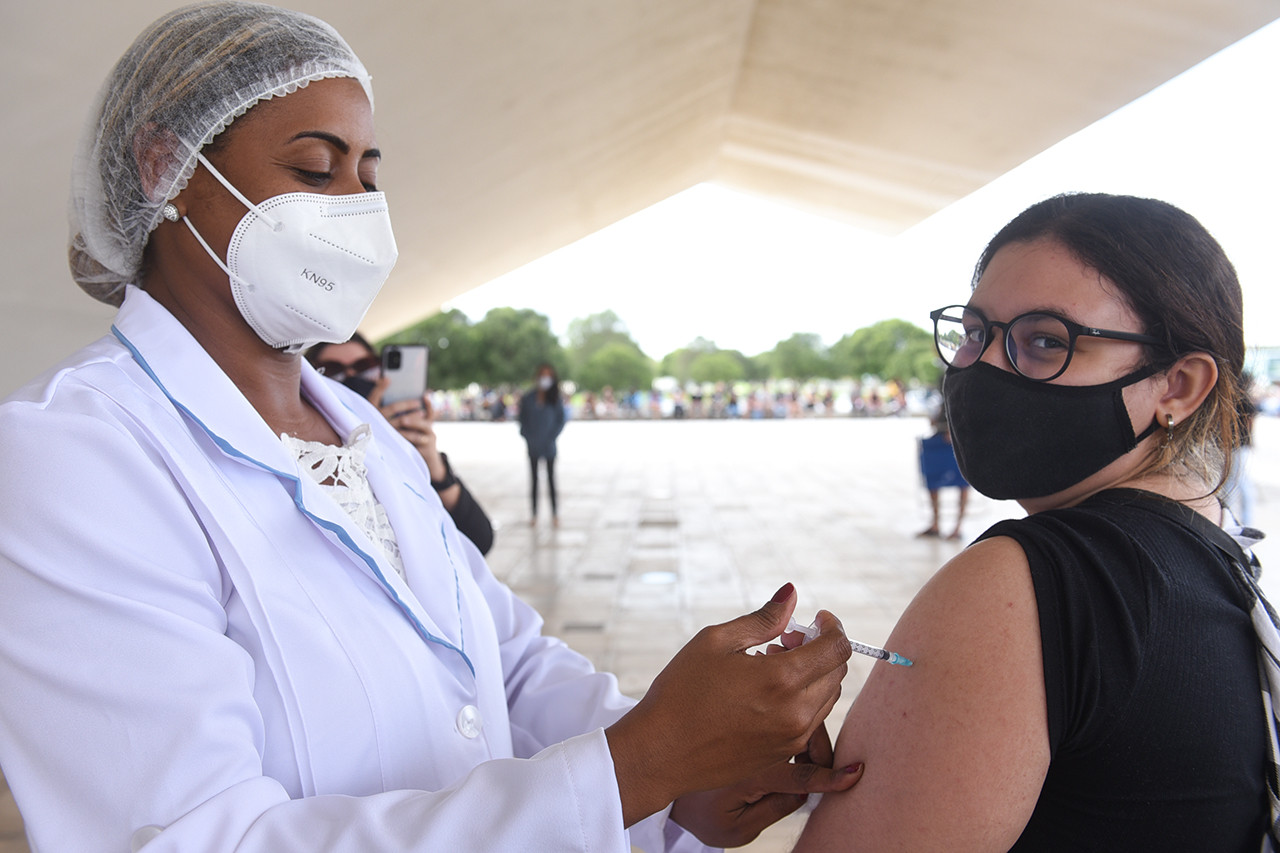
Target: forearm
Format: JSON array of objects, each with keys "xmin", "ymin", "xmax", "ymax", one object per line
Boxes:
[
  {"xmin": 427, "ymin": 451, "xmax": 462, "ymax": 511},
  {"xmin": 606, "ymin": 716, "xmax": 680, "ymax": 827},
  {"xmin": 446, "ymin": 481, "xmax": 494, "ymax": 554},
  {"xmin": 435, "ymin": 481, "xmax": 462, "ymax": 509}
]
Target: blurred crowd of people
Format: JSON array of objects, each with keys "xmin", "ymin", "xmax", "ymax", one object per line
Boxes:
[{"xmin": 423, "ymin": 378, "xmax": 942, "ymax": 422}]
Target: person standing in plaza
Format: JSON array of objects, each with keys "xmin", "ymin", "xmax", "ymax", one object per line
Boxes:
[
  {"xmin": 519, "ymin": 363, "xmax": 566, "ymax": 526},
  {"xmin": 916, "ymin": 408, "xmax": 970, "ymax": 540}
]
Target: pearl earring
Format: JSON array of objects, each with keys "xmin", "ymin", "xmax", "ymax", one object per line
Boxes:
[{"xmin": 161, "ymin": 203, "xmax": 180, "ymax": 222}]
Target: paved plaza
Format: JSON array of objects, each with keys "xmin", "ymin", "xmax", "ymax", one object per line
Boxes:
[{"xmin": 4, "ymin": 414, "xmax": 1280, "ymax": 851}]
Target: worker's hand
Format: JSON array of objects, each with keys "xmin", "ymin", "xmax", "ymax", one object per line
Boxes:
[
  {"xmin": 606, "ymin": 584, "xmax": 851, "ymax": 826},
  {"xmin": 669, "ymin": 724, "xmax": 862, "ymax": 847}
]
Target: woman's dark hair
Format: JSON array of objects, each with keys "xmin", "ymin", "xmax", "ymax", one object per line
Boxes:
[
  {"xmin": 975, "ymin": 192, "xmax": 1245, "ymax": 491},
  {"xmin": 534, "ymin": 363, "xmax": 561, "ymax": 405}
]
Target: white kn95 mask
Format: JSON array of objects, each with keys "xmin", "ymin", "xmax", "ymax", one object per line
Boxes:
[{"xmin": 173, "ymin": 152, "xmax": 398, "ymax": 353}]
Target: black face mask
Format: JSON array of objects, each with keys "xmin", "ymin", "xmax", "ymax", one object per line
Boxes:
[
  {"xmin": 942, "ymin": 361, "xmax": 1163, "ymax": 500},
  {"xmin": 340, "ymin": 374, "xmax": 378, "ymax": 399}
]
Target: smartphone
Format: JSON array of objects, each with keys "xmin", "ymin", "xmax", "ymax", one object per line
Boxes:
[{"xmin": 380, "ymin": 344, "xmax": 429, "ymax": 407}]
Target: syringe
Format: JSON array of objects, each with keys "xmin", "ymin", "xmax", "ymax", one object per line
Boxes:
[{"xmin": 785, "ymin": 616, "xmax": 914, "ymax": 667}]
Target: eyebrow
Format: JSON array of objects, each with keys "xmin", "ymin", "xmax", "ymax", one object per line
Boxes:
[
  {"xmin": 970, "ymin": 302, "xmax": 1082, "ymax": 323},
  {"xmin": 290, "ymin": 130, "xmax": 381, "ymax": 160}
]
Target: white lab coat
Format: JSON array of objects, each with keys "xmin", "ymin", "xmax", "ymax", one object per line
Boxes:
[{"xmin": 0, "ymin": 287, "xmax": 714, "ymax": 853}]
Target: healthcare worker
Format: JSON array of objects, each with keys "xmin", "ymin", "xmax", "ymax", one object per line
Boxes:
[{"xmin": 0, "ymin": 4, "xmax": 857, "ymax": 851}]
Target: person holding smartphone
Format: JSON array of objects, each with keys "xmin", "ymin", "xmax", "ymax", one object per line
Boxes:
[{"xmin": 308, "ymin": 334, "xmax": 494, "ymax": 555}]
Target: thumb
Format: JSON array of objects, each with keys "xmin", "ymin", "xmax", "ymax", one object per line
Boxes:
[
  {"xmin": 727, "ymin": 582, "xmax": 797, "ymax": 650},
  {"xmin": 756, "ymin": 759, "xmax": 865, "ymax": 796}
]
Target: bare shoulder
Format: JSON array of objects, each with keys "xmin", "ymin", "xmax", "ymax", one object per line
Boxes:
[{"xmin": 794, "ymin": 536, "xmax": 1049, "ymax": 853}]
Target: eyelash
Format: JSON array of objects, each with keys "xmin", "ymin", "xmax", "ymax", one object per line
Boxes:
[{"xmin": 294, "ymin": 169, "xmax": 378, "ymax": 192}]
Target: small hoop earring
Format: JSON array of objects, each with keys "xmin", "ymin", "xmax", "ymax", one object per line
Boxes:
[
  {"xmin": 1166, "ymin": 413, "xmax": 1175, "ymax": 430},
  {"xmin": 161, "ymin": 203, "xmax": 180, "ymax": 222}
]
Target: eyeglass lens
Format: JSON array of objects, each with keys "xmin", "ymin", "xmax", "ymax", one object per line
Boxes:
[{"xmin": 934, "ymin": 306, "xmax": 1074, "ymax": 380}]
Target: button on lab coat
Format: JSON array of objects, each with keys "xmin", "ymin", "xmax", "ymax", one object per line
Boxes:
[{"xmin": 0, "ymin": 287, "xmax": 713, "ymax": 852}]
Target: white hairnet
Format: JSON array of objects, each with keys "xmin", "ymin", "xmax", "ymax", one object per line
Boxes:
[{"xmin": 68, "ymin": 1, "xmax": 374, "ymax": 305}]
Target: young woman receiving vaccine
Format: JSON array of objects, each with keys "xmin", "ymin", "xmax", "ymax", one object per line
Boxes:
[
  {"xmin": 793, "ymin": 193, "xmax": 1277, "ymax": 851},
  {"xmin": 0, "ymin": 4, "xmax": 860, "ymax": 850}
]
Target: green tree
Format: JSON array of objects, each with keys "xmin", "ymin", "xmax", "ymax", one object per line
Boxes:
[
  {"xmin": 742, "ymin": 352, "xmax": 771, "ymax": 382},
  {"xmin": 566, "ymin": 310, "xmax": 630, "ymax": 357},
  {"xmin": 769, "ymin": 333, "xmax": 832, "ymax": 380},
  {"xmin": 378, "ymin": 308, "xmax": 479, "ymax": 391},
  {"xmin": 565, "ymin": 310, "xmax": 651, "ymax": 377},
  {"xmin": 689, "ymin": 350, "xmax": 747, "ymax": 384},
  {"xmin": 471, "ymin": 307, "xmax": 565, "ymax": 387},
  {"xmin": 659, "ymin": 337, "xmax": 718, "ymax": 382},
  {"xmin": 576, "ymin": 341, "xmax": 654, "ymax": 392},
  {"xmin": 830, "ymin": 319, "xmax": 938, "ymax": 384},
  {"xmin": 884, "ymin": 338, "xmax": 942, "ymax": 386}
]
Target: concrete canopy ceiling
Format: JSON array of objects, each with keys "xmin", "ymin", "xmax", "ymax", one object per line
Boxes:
[{"xmin": 1, "ymin": 0, "xmax": 1275, "ymax": 394}]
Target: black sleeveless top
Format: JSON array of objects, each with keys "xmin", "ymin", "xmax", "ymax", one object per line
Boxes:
[{"xmin": 978, "ymin": 489, "xmax": 1268, "ymax": 851}]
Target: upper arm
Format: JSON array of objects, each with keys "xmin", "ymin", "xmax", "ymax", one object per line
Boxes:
[{"xmin": 796, "ymin": 536, "xmax": 1050, "ymax": 852}]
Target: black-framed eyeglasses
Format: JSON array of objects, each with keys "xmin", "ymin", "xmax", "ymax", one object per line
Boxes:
[
  {"xmin": 314, "ymin": 354, "xmax": 381, "ymax": 379},
  {"xmin": 929, "ymin": 304, "xmax": 1165, "ymax": 382}
]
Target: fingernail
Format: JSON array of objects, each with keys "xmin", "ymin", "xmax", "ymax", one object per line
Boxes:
[
  {"xmin": 843, "ymin": 763, "xmax": 863, "ymax": 774},
  {"xmin": 771, "ymin": 582, "xmax": 795, "ymax": 604}
]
